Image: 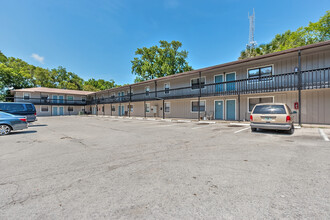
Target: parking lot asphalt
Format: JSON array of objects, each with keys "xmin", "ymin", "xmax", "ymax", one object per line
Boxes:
[{"xmin": 1, "ymin": 116, "xmax": 330, "ymax": 219}]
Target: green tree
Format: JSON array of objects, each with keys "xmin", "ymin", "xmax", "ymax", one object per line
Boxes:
[
  {"xmin": 83, "ymin": 78, "xmax": 117, "ymax": 91},
  {"xmin": 239, "ymin": 11, "xmax": 330, "ymax": 59},
  {"xmin": 0, "ymin": 50, "xmax": 7, "ymax": 63},
  {"xmin": 131, "ymin": 40, "xmax": 193, "ymax": 82}
]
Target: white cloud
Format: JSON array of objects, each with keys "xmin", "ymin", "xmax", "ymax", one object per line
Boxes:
[{"xmin": 31, "ymin": 53, "xmax": 44, "ymax": 64}]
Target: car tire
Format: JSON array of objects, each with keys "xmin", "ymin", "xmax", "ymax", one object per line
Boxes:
[
  {"xmin": 251, "ymin": 128, "xmax": 257, "ymax": 132},
  {"xmin": 287, "ymin": 125, "xmax": 294, "ymax": 134},
  {"xmin": 0, "ymin": 124, "xmax": 12, "ymax": 136}
]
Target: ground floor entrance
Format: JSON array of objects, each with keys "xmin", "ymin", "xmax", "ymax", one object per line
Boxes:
[{"xmin": 52, "ymin": 106, "xmax": 64, "ymax": 116}]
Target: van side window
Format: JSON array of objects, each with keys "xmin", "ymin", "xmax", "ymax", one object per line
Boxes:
[{"xmin": 8, "ymin": 104, "xmax": 25, "ymax": 111}]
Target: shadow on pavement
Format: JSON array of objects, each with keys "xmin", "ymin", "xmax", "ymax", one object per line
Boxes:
[
  {"xmin": 254, "ymin": 129, "xmax": 293, "ymax": 136},
  {"xmin": 28, "ymin": 124, "xmax": 48, "ymax": 127},
  {"xmin": 10, "ymin": 130, "xmax": 38, "ymax": 135}
]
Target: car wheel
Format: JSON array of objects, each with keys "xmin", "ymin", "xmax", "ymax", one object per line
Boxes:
[
  {"xmin": 0, "ymin": 125, "xmax": 12, "ymax": 136},
  {"xmin": 287, "ymin": 125, "xmax": 294, "ymax": 134},
  {"xmin": 251, "ymin": 128, "xmax": 257, "ymax": 132}
]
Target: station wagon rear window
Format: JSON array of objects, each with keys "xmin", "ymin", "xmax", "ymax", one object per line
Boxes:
[{"xmin": 252, "ymin": 105, "xmax": 286, "ymax": 114}]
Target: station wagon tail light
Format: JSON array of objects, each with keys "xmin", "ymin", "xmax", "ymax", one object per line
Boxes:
[
  {"xmin": 250, "ymin": 115, "xmax": 253, "ymax": 121},
  {"xmin": 34, "ymin": 112, "xmax": 37, "ymax": 116},
  {"xmin": 286, "ymin": 115, "xmax": 291, "ymax": 122},
  {"xmin": 20, "ymin": 118, "xmax": 27, "ymax": 122}
]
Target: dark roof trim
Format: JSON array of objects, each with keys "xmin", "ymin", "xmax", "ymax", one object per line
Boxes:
[{"xmin": 102, "ymin": 40, "xmax": 330, "ymax": 93}]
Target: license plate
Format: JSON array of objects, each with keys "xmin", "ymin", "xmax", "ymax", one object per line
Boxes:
[{"xmin": 264, "ymin": 117, "xmax": 272, "ymax": 121}]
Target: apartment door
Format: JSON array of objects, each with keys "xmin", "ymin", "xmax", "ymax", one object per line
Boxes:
[
  {"xmin": 215, "ymin": 75, "xmax": 224, "ymax": 92},
  {"xmin": 59, "ymin": 106, "xmax": 64, "ymax": 115},
  {"xmin": 52, "ymin": 106, "xmax": 58, "ymax": 116},
  {"xmin": 214, "ymin": 100, "xmax": 224, "ymax": 120},
  {"xmin": 226, "ymin": 73, "xmax": 236, "ymax": 91},
  {"xmin": 52, "ymin": 95, "xmax": 58, "ymax": 104},
  {"xmin": 118, "ymin": 106, "xmax": 122, "ymax": 116},
  {"xmin": 59, "ymin": 95, "xmax": 64, "ymax": 104},
  {"xmin": 226, "ymin": 100, "xmax": 236, "ymax": 120},
  {"xmin": 92, "ymin": 107, "xmax": 97, "ymax": 115}
]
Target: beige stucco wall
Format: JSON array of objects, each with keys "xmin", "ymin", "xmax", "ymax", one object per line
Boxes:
[{"xmin": 35, "ymin": 105, "xmax": 83, "ymax": 116}]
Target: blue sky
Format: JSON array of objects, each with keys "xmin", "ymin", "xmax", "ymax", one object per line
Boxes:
[{"xmin": 0, "ymin": 0, "xmax": 329, "ymax": 85}]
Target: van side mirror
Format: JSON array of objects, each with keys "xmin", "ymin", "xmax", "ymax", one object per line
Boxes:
[{"xmin": 292, "ymin": 111, "xmax": 297, "ymax": 114}]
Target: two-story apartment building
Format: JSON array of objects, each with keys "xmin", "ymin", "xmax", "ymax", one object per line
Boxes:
[
  {"xmin": 10, "ymin": 41, "xmax": 330, "ymax": 124},
  {"xmin": 11, "ymin": 87, "xmax": 94, "ymax": 116}
]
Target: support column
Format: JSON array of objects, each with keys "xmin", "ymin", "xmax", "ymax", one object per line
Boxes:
[
  {"xmin": 238, "ymin": 93, "xmax": 240, "ymax": 122},
  {"xmin": 198, "ymin": 71, "xmax": 202, "ymax": 121},
  {"xmin": 95, "ymin": 94, "xmax": 98, "ymax": 116},
  {"xmin": 129, "ymin": 86, "xmax": 132, "ymax": 117},
  {"xmin": 111, "ymin": 103, "xmax": 112, "ymax": 116},
  {"xmin": 144, "ymin": 100, "xmax": 146, "ymax": 118},
  {"xmin": 298, "ymin": 50, "xmax": 302, "ymax": 126},
  {"xmin": 162, "ymin": 99, "xmax": 165, "ymax": 119}
]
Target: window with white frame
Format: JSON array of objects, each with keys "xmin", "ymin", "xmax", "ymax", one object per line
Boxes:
[
  {"xmin": 191, "ymin": 77, "xmax": 205, "ymax": 90},
  {"xmin": 164, "ymin": 83, "xmax": 170, "ymax": 94},
  {"xmin": 41, "ymin": 106, "xmax": 49, "ymax": 112},
  {"xmin": 164, "ymin": 102, "xmax": 170, "ymax": 113},
  {"xmin": 191, "ymin": 100, "xmax": 205, "ymax": 112},
  {"xmin": 145, "ymin": 86, "xmax": 150, "ymax": 96},
  {"xmin": 248, "ymin": 65, "xmax": 273, "ymax": 81},
  {"xmin": 67, "ymin": 96, "xmax": 73, "ymax": 100},
  {"xmin": 23, "ymin": 93, "xmax": 30, "ymax": 100},
  {"xmin": 248, "ymin": 97, "xmax": 274, "ymax": 112},
  {"xmin": 145, "ymin": 103, "xmax": 150, "ymax": 112}
]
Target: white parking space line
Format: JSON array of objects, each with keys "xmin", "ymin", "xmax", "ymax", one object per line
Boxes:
[
  {"xmin": 318, "ymin": 129, "xmax": 329, "ymax": 141},
  {"xmin": 234, "ymin": 127, "xmax": 250, "ymax": 134}
]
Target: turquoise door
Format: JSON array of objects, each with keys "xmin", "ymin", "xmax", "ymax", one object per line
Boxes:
[
  {"xmin": 215, "ymin": 101, "xmax": 224, "ymax": 120},
  {"xmin": 215, "ymin": 75, "xmax": 224, "ymax": 92},
  {"xmin": 226, "ymin": 100, "xmax": 236, "ymax": 120},
  {"xmin": 59, "ymin": 107, "xmax": 64, "ymax": 115},
  {"xmin": 53, "ymin": 95, "xmax": 57, "ymax": 104},
  {"xmin": 226, "ymin": 73, "xmax": 236, "ymax": 91},
  {"xmin": 59, "ymin": 96, "xmax": 64, "ymax": 104},
  {"xmin": 118, "ymin": 106, "xmax": 121, "ymax": 116},
  {"xmin": 122, "ymin": 105, "xmax": 125, "ymax": 115},
  {"xmin": 53, "ymin": 106, "xmax": 58, "ymax": 116}
]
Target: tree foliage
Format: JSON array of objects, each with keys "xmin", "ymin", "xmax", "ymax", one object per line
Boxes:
[
  {"xmin": 239, "ymin": 11, "xmax": 330, "ymax": 59},
  {"xmin": 0, "ymin": 51, "xmax": 119, "ymax": 98},
  {"xmin": 131, "ymin": 40, "xmax": 193, "ymax": 82}
]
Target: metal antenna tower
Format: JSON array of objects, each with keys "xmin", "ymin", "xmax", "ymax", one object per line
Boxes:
[{"xmin": 248, "ymin": 9, "xmax": 257, "ymax": 48}]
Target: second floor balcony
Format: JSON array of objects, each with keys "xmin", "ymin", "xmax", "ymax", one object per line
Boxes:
[{"xmin": 90, "ymin": 67, "xmax": 330, "ymax": 105}]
